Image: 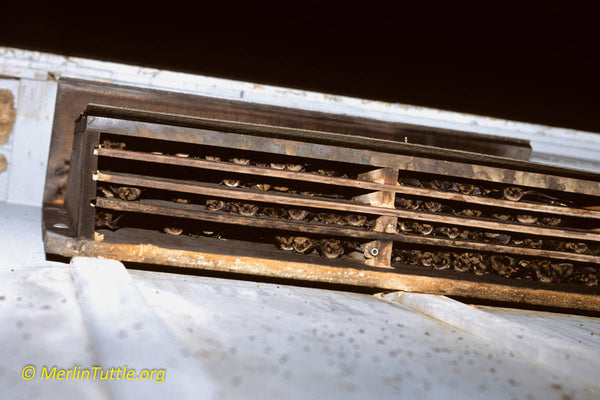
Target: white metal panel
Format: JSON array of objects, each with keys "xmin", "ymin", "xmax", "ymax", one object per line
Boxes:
[
  {"xmin": 478, "ymin": 306, "xmax": 600, "ymax": 349},
  {"xmin": 0, "ymin": 203, "xmax": 47, "ymax": 268},
  {"xmin": 5, "ymin": 79, "xmax": 57, "ymax": 206},
  {"xmin": 383, "ymin": 292, "xmax": 600, "ymax": 388},
  {"xmin": 0, "ymin": 265, "xmax": 107, "ymax": 400},
  {"xmin": 71, "ymin": 257, "xmax": 215, "ymax": 400},
  {"xmin": 131, "ymin": 268, "xmax": 599, "ymax": 400}
]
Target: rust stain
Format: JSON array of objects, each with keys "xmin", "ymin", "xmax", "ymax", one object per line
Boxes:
[
  {"xmin": 45, "ymin": 234, "xmax": 600, "ymax": 312},
  {"xmin": 0, "ymin": 89, "xmax": 16, "ymax": 145},
  {"xmin": 0, "ymin": 153, "xmax": 7, "ymax": 174}
]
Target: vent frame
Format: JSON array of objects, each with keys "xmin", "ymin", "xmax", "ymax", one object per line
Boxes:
[{"xmin": 43, "ymin": 79, "xmax": 600, "ymax": 312}]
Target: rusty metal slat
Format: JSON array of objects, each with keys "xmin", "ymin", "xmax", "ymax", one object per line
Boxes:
[
  {"xmin": 43, "ymin": 79, "xmax": 532, "ymax": 207},
  {"xmin": 87, "ymin": 116, "xmax": 600, "ymax": 196},
  {"xmin": 98, "ymin": 147, "xmax": 600, "ymax": 220},
  {"xmin": 392, "ymin": 233, "xmax": 600, "ymax": 264},
  {"xmin": 95, "ymin": 197, "xmax": 600, "ymax": 264},
  {"xmin": 95, "ymin": 171, "xmax": 389, "ymax": 215},
  {"xmin": 96, "ymin": 197, "xmax": 386, "ymax": 240},
  {"xmin": 94, "ymin": 171, "xmax": 600, "ymax": 243},
  {"xmin": 45, "ymin": 233, "xmax": 600, "ymax": 312},
  {"xmin": 96, "ymin": 147, "xmax": 387, "ymax": 190},
  {"xmin": 86, "ymin": 104, "xmax": 533, "ymax": 165}
]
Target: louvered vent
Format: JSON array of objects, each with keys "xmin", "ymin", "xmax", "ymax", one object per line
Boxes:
[{"xmin": 43, "ymin": 81, "xmax": 600, "ymax": 312}]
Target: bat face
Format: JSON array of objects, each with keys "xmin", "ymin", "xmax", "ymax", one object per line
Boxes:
[
  {"xmin": 397, "ymin": 220, "xmax": 413, "ymax": 233},
  {"xmin": 458, "ymin": 209, "xmax": 482, "ymax": 217},
  {"xmin": 524, "ymin": 238, "xmax": 544, "ymax": 249},
  {"xmin": 541, "ymin": 216, "xmax": 561, "ymax": 226},
  {"xmin": 102, "ymin": 139, "xmax": 126, "ymax": 150},
  {"xmin": 492, "ymin": 213, "xmax": 512, "ymax": 221},
  {"xmin": 317, "ymin": 213, "xmax": 343, "ymax": 225},
  {"xmin": 532, "ymin": 260, "xmax": 553, "ymax": 283},
  {"xmin": 227, "ymin": 202, "xmax": 241, "ymax": 214},
  {"xmin": 432, "ymin": 252, "xmax": 451, "ymax": 270},
  {"xmin": 344, "ymin": 214, "xmax": 367, "ymax": 227},
  {"xmin": 100, "ymin": 187, "xmax": 114, "ymax": 198},
  {"xmin": 275, "ymin": 235, "xmax": 294, "ymax": 251},
  {"xmin": 516, "ymin": 214, "xmax": 538, "ymax": 224},
  {"xmin": 316, "ymin": 169, "xmax": 336, "ymax": 177},
  {"xmin": 414, "ymin": 222, "xmax": 433, "ymax": 236},
  {"xmin": 239, "ymin": 203, "xmax": 259, "ymax": 216},
  {"xmin": 443, "ymin": 227, "xmax": 460, "ymax": 239},
  {"xmin": 395, "ymin": 198, "xmax": 409, "ymax": 208},
  {"xmin": 292, "ymin": 236, "xmax": 315, "ymax": 254},
  {"xmin": 231, "ymin": 157, "xmax": 250, "ymax": 165},
  {"xmin": 286, "ymin": 164, "xmax": 304, "ymax": 172},
  {"xmin": 319, "ymin": 239, "xmax": 344, "ymax": 258},
  {"xmin": 420, "ymin": 252, "xmax": 434, "ymax": 267},
  {"xmin": 552, "ymin": 263, "xmax": 574, "ymax": 281},
  {"xmin": 206, "ymin": 199, "xmax": 225, "ymax": 211},
  {"xmin": 270, "ymin": 163, "xmax": 286, "ymax": 170},
  {"xmin": 343, "ymin": 241, "xmax": 360, "ymax": 252},
  {"xmin": 407, "ymin": 250, "xmax": 422, "ymax": 265},
  {"xmin": 405, "ymin": 199, "xmax": 422, "ymax": 210},
  {"xmin": 453, "ymin": 254, "xmax": 471, "ymax": 272},
  {"xmin": 288, "ymin": 209, "xmax": 309, "ymax": 221},
  {"xmin": 423, "ymin": 201, "xmax": 442, "ymax": 213},
  {"xmin": 457, "ymin": 183, "xmax": 474, "ymax": 195},
  {"xmin": 503, "ymin": 187, "xmax": 523, "ymax": 201},
  {"xmin": 564, "ymin": 242, "xmax": 588, "ymax": 254},
  {"xmin": 249, "ymin": 183, "xmax": 271, "ymax": 191},
  {"xmin": 472, "ymin": 261, "xmax": 487, "ymax": 276},
  {"xmin": 458, "ymin": 229, "xmax": 471, "ymax": 240},
  {"xmin": 398, "ymin": 177, "xmax": 422, "ymax": 187},
  {"xmin": 490, "ymin": 255, "xmax": 514, "ymax": 277},
  {"xmin": 221, "ymin": 179, "xmax": 241, "ymax": 187},
  {"xmin": 512, "ymin": 259, "xmax": 532, "ymax": 279},
  {"xmin": 164, "ymin": 226, "xmax": 183, "ymax": 236},
  {"xmin": 262, "ymin": 207, "xmax": 283, "ymax": 219},
  {"xmin": 117, "ymin": 187, "xmax": 141, "ymax": 201},
  {"xmin": 202, "ymin": 230, "xmax": 221, "ymax": 238},
  {"xmin": 483, "ymin": 232, "xmax": 511, "ymax": 245},
  {"xmin": 95, "ymin": 211, "xmax": 123, "ymax": 231},
  {"xmin": 572, "ymin": 271, "xmax": 599, "ymax": 287},
  {"xmin": 392, "ymin": 250, "xmax": 408, "ymax": 264}
]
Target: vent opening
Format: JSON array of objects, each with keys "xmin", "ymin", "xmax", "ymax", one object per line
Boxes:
[{"xmin": 44, "ymin": 95, "xmax": 600, "ymax": 311}]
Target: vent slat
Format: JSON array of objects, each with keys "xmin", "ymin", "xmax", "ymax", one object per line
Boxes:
[
  {"xmin": 95, "ymin": 197, "xmax": 600, "ymax": 264},
  {"xmin": 97, "ymin": 147, "xmax": 600, "ymax": 220},
  {"xmin": 94, "ymin": 171, "xmax": 600, "ymax": 243}
]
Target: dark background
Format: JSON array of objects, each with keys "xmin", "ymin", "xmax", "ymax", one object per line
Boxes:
[{"xmin": 2, "ymin": 1, "xmax": 599, "ymax": 132}]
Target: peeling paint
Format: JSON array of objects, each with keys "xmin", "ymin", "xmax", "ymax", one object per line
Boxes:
[
  {"xmin": 0, "ymin": 89, "xmax": 16, "ymax": 144},
  {"xmin": 0, "ymin": 153, "xmax": 6, "ymax": 173}
]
